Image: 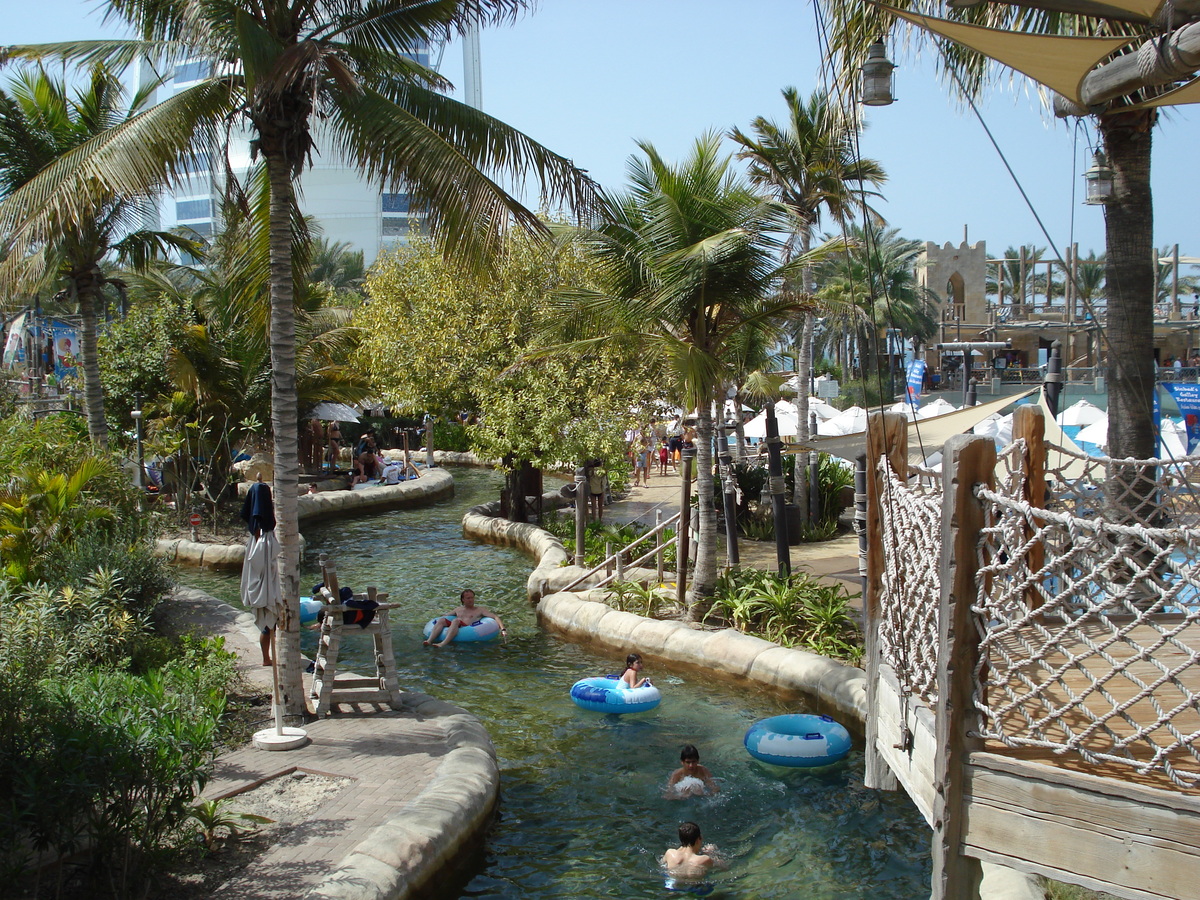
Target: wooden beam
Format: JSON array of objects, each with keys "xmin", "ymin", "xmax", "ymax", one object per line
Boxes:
[{"xmin": 932, "ymin": 434, "xmax": 995, "ymax": 900}]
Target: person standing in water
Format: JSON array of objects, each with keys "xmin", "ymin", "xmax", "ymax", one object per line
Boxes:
[
  {"xmin": 662, "ymin": 821, "xmax": 724, "ymax": 881},
  {"xmin": 665, "ymin": 744, "xmax": 720, "ymax": 798}
]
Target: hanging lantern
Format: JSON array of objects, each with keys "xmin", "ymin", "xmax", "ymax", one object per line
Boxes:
[
  {"xmin": 1083, "ymin": 150, "xmax": 1114, "ymax": 205},
  {"xmin": 861, "ymin": 40, "xmax": 896, "ymax": 106}
]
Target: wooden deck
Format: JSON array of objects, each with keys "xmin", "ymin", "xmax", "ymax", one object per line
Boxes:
[{"xmin": 986, "ymin": 618, "xmax": 1200, "ymax": 794}]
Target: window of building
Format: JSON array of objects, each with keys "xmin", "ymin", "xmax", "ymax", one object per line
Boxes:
[
  {"xmin": 174, "ymin": 60, "xmax": 211, "ymax": 84},
  {"xmin": 382, "ymin": 217, "xmax": 411, "ymax": 237},
  {"xmin": 176, "ymin": 199, "xmax": 212, "ymax": 220},
  {"xmin": 181, "ymin": 152, "xmax": 211, "ymax": 175},
  {"xmin": 382, "ymin": 193, "xmax": 410, "ymax": 213}
]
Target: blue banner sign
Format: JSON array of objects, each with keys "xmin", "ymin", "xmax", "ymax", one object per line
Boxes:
[
  {"xmin": 1162, "ymin": 382, "xmax": 1200, "ymax": 453},
  {"xmin": 906, "ymin": 359, "xmax": 926, "ymax": 406}
]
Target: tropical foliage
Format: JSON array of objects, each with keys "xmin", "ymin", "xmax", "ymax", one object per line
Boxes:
[{"xmin": 359, "ymin": 229, "xmax": 665, "ymax": 469}]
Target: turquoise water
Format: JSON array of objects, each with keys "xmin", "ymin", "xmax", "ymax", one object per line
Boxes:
[{"xmin": 180, "ymin": 468, "xmax": 930, "ymax": 898}]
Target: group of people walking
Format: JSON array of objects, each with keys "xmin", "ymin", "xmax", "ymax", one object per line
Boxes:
[{"xmin": 628, "ymin": 418, "xmax": 696, "ymax": 487}]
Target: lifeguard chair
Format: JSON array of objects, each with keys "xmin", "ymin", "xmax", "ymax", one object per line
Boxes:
[{"xmin": 309, "ymin": 555, "xmax": 403, "ymax": 716}]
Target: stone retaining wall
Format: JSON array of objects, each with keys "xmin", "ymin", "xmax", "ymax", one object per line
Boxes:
[{"xmin": 157, "ymin": 468, "xmax": 454, "ymax": 570}]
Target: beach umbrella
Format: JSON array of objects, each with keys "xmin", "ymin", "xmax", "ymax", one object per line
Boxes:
[
  {"xmin": 888, "ymin": 400, "xmax": 919, "ymax": 421},
  {"xmin": 917, "ymin": 397, "xmax": 959, "ymax": 419},
  {"xmin": 1075, "ymin": 416, "xmax": 1109, "ymax": 448},
  {"xmin": 820, "ymin": 406, "xmax": 867, "ymax": 436},
  {"xmin": 744, "ymin": 406, "xmax": 800, "ymax": 438},
  {"xmin": 308, "ymin": 401, "xmax": 361, "ymax": 423},
  {"xmin": 1058, "ymin": 399, "xmax": 1106, "ymax": 427},
  {"xmin": 1159, "ymin": 418, "xmax": 1188, "ymax": 459}
]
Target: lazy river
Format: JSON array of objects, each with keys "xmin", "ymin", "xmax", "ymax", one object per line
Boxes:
[{"xmin": 181, "ymin": 467, "xmax": 930, "ymax": 899}]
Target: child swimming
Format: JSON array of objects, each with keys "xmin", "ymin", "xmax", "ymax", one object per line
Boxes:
[{"xmin": 665, "ymin": 744, "xmax": 720, "ymax": 798}]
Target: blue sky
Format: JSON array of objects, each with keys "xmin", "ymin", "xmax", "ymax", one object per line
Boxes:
[{"xmin": 9, "ymin": 0, "xmax": 1197, "ymax": 260}]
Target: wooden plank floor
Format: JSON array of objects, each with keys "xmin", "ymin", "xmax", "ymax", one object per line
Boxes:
[{"xmin": 984, "ymin": 619, "xmax": 1200, "ymax": 794}]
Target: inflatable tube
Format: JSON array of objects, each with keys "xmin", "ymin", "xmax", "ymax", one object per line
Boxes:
[
  {"xmin": 422, "ymin": 614, "xmax": 501, "ymax": 643},
  {"xmin": 744, "ymin": 714, "xmax": 852, "ymax": 767},
  {"xmin": 570, "ymin": 675, "xmax": 661, "ymax": 714},
  {"xmin": 299, "ymin": 596, "xmax": 324, "ymax": 625}
]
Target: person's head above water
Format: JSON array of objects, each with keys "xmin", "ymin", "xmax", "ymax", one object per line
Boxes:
[
  {"xmin": 678, "ymin": 822, "xmax": 702, "ymax": 848},
  {"xmin": 680, "ymin": 744, "xmax": 700, "ymax": 763},
  {"xmin": 626, "ymin": 652, "xmax": 643, "ymax": 669},
  {"xmin": 461, "ymin": 589, "xmax": 476, "ymax": 605}
]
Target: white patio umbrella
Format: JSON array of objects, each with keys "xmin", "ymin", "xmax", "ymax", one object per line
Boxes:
[
  {"xmin": 889, "ymin": 400, "xmax": 919, "ymax": 421},
  {"xmin": 820, "ymin": 405, "xmax": 867, "ymax": 436},
  {"xmin": 744, "ymin": 406, "xmax": 800, "ymax": 438},
  {"xmin": 1075, "ymin": 416, "xmax": 1109, "ymax": 448},
  {"xmin": 1159, "ymin": 418, "xmax": 1188, "ymax": 459},
  {"xmin": 1057, "ymin": 399, "xmax": 1106, "ymax": 427},
  {"xmin": 309, "ymin": 401, "xmax": 361, "ymax": 423},
  {"xmin": 917, "ymin": 397, "xmax": 959, "ymax": 419}
]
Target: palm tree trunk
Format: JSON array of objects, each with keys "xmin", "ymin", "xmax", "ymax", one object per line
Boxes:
[
  {"xmin": 794, "ymin": 313, "xmax": 814, "ymax": 522},
  {"xmin": 690, "ymin": 401, "xmax": 719, "ymax": 614},
  {"xmin": 72, "ymin": 273, "xmax": 109, "ymax": 448},
  {"xmin": 265, "ymin": 154, "xmax": 305, "ymax": 717},
  {"xmin": 1101, "ymin": 111, "xmax": 1158, "ymax": 523}
]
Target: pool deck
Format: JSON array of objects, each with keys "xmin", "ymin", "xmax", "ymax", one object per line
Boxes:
[{"xmin": 172, "ymin": 476, "xmax": 1037, "ymax": 900}]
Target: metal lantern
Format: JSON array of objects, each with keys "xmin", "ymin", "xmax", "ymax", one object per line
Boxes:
[
  {"xmin": 862, "ymin": 40, "xmax": 896, "ymax": 106},
  {"xmin": 1083, "ymin": 150, "xmax": 1114, "ymax": 205}
]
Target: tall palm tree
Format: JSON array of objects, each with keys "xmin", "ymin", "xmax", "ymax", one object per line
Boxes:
[
  {"xmin": 821, "ymin": 0, "xmax": 1159, "ymax": 463},
  {"xmin": 10, "ymin": 0, "xmax": 595, "ymax": 715},
  {"xmin": 0, "ymin": 65, "xmax": 197, "ymax": 447},
  {"xmin": 730, "ymin": 87, "xmax": 885, "ymax": 514},
  {"xmin": 559, "ymin": 134, "xmax": 827, "ymax": 607},
  {"xmin": 816, "ymin": 224, "xmax": 938, "ymax": 396}
]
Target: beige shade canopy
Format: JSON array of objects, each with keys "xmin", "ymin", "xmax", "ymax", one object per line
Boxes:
[
  {"xmin": 1128, "ymin": 77, "xmax": 1200, "ymax": 108},
  {"xmin": 886, "ymin": 7, "xmax": 1137, "ymax": 105}
]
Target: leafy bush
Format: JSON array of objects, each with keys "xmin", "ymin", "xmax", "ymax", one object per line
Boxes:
[
  {"xmin": 433, "ymin": 421, "xmax": 472, "ymax": 452},
  {"xmin": 45, "ymin": 518, "xmax": 174, "ymax": 615},
  {"xmin": 705, "ymin": 567, "xmax": 862, "ymax": 663},
  {"xmin": 604, "ymin": 580, "xmax": 682, "ymax": 619}
]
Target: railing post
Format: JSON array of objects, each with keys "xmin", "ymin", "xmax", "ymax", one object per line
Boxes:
[
  {"xmin": 574, "ymin": 464, "xmax": 587, "ymax": 568},
  {"xmin": 931, "ymin": 434, "xmax": 993, "ymax": 900},
  {"xmin": 809, "ymin": 411, "xmax": 821, "ymax": 524},
  {"xmin": 676, "ymin": 448, "xmax": 694, "ymax": 609},
  {"xmin": 605, "ymin": 541, "xmax": 613, "ymax": 579},
  {"xmin": 655, "ymin": 510, "xmax": 665, "ymax": 584},
  {"xmin": 864, "ymin": 411, "xmax": 906, "ymax": 792}
]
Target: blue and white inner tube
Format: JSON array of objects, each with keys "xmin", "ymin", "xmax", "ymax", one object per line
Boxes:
[
  {"xmin": 744, "ymin": 714, "xmax": 852, "ymax": 767},
  {"xmin": 422, "ymin": 614, "xmax": 501, "ymax": 643},
  {"xmin": 570, "ymin": 674, "xmax": 662, "ymax": 714}
]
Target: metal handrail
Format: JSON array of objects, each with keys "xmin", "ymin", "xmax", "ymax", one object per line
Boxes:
[{"xmin": 562, "ymin": 510, "xmax": 682, "ymax": 593}]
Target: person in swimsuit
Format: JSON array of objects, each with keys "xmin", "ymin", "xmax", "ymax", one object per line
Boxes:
[
  {"xmin": 424, "ymin": 589, "xmax": 507, "ymax": 647},
  {"xmin": 620, "ymin": 652, "xmax": 650, "ymax": 689},
  {"xmin": 665, "ymin": 744, "xmax": 720, "ymax": 798},
  {"xmin": 662, "ymin": 821, "xmax": 724, "ymax": 884}
]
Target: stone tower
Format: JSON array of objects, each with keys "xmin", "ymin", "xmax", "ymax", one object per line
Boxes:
[{"xmin": 918, "ymin": 241, "xmax": 988, "ymax": 329}]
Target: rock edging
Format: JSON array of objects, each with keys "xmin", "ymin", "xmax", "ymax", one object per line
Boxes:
[
  {"xmin": 157, "ymin": 468, "xmax": 455, "ymax": 569},
  {"xmin": 306, "ymin": 692, "xmax": 499, "ymax": 900}
]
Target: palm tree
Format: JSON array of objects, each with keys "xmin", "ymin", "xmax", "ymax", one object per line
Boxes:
[
  {"xmin": 11, "ymin": 0, "xmax": 595, "ymax": 715},
  {"xmin": 816, "ymin": 224, "xmax": 938, "ymax": 397},
  {"xmin": 559, "ymin": 134, "xmax": 827, "ymax": 607},
  {"xmin": 730, "ymin": 87, "xmax": 885, "ymax": 514},
  {"xmin": 0, "ymin": 65, "xmax": 198, "ymax": 447},
  {"xmin": 820, "ymin": 0, "xmax": 1159, "ymax": 464}
]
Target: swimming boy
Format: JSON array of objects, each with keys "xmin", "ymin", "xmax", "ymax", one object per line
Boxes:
[
  {"xmin": 662, "ymin": 821, "xmax": 724, "ymax": 881},
  {"xmin": 665, "ymin": 744, "xmax": 720, "ymax": 798},
  {"xmin": 424, "ymin": 589, "xmax": 507, "ymax": 647}
]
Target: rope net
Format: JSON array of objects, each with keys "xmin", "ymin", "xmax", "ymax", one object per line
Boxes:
[
  {"xmin": 878, "ymin": 459, "xmax": 942, "ymax": 703},
  {"xmin": 974, "ymin": 441, "xmax": 1200, "ymax": 788}
]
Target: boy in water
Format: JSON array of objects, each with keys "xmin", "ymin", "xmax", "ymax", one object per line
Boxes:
[
  {"xmin": 665, "ymin": 744, "xmax": 719, "ymax": 798},
  {"xmin": 424, "ymin": 589, "xmax": 507, "ymax": 647},
  {"xmin": 662, "ymin": 821, "xmax": 724, "ymax": 881}
]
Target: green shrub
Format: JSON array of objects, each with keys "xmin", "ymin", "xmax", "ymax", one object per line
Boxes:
[
  {"xmin": 433, "ymin": 421, "xmax": 471, "ymax": 452},
  {"xmin": 45, "ymin": 518, "xmax": 174, "ymax": 616},
  {"xmin": 705, "ymin": 567, "xmax": 862, "ymax": 662},
  {"xmin": 542, "ymin": 510, "xmax": 678, "ymax": 571},
  {"xmin": 604, "ymin": 580, "xmax": 681, "ymax": 619}
]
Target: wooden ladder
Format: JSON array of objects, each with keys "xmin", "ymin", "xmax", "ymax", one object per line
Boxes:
[{"xmin": 310, "ymin": 555, "xmax": 404, "ymax": 716}]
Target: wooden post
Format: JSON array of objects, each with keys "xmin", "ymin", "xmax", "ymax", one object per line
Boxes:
[
  {"xmin": 1011, "ymin": 405, "xmax": 1046, "ymax": 615},
  {"xmin": 931, "ymin": 435, "xmax": 993, "ymax": 900},
  {"xmin": 676, "ymin": 449, "xmax": 694, "ymax": 609},
  {"xmin": 864, "ymin": 411, "xmax": 906, "ymax": 791}
]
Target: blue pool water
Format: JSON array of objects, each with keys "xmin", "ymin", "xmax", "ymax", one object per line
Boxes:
[{"xmin": 180, "ymin": 468, "xmax": 930, "ymax": 898}]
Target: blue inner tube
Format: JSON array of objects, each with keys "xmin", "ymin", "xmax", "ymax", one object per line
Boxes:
[
  {"xmin": 744, "ymin": 714, "xmax": 852, "ymax": 767},
  {"xmin": 570, "ymin": 674, "xmax": 662, "ymax": 714},
  {"xmin": 422, "ymin": 614, "xmax": 501, "ymax": 643}
]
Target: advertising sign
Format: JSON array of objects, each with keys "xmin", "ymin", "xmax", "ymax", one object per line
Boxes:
[{"xmin": 905, "ymin": 359, "xmax": 927, "ymax": 406}]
